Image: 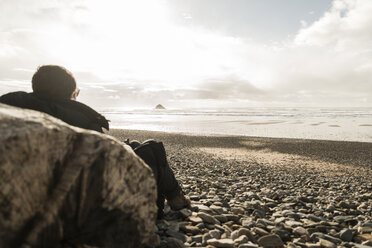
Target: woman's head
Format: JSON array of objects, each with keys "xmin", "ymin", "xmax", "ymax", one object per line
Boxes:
[{"xmin": 32, "ymin": 65, "xmax": 77, "ymax": 99}]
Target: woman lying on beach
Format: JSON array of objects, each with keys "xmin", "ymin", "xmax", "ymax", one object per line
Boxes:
[{"xmin": 0, "ymin": 64, "xmax": 190, "ymax": 218}]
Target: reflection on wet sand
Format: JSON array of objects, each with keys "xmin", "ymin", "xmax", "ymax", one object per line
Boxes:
[
  {"xmin": 247, "ymin": 121, "xmax": 285, "ymax": 125},
  {"xmin": 311, "ymin": 122, "xmax": 326, "ymax": 126},
  {"xmin": 329, "ymin": 124, "xmax": 340, "ymax": 127}
]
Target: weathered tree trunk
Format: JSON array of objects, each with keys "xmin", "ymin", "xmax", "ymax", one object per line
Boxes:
[{"xmin": 0, "ymin": 103, "xmax": 157, "ymax": 248}]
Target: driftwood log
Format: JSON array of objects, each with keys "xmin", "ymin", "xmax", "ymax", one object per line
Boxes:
[{"xmin": 0, "ymin": 103, "xmax": 157, "ymax": 248}]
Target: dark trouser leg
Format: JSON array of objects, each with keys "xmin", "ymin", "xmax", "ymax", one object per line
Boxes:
[
  {"xmin": 133, "ymin": 140, "xmax": 181, "ymax": 218},
  {"xmin": 146, "ymin": 140, "xmax": 181, "ymax": 200}
]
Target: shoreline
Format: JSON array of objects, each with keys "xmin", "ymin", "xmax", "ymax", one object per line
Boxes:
[
  {"xmin": 108, "ymin": 126, "xmax": 372, "ymax": 144},
  {"xmin": 108, "ymin": 128, "xmax": 372, "ymax": 144},
  {"xmin": 104, "ymin": 107, "xmax": 372, "ymax": 143},
  {"xmin": 108, "ymin": 128, "xmax": 372, "ymax": 168}
]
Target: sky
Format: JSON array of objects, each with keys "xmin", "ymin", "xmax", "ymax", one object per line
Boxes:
[{"xmin": 0, "ymin": 0, "xmax": 371, "ymax": 109}]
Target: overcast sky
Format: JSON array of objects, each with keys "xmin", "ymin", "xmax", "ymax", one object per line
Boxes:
[{"xmin": 0, "ymin": 0, "xmax": 371, "ymax": 109}]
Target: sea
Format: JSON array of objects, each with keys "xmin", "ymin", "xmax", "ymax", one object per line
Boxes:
[{"xmin": 100, "ymin": 107, "xmax": 372, "ymax": 143}]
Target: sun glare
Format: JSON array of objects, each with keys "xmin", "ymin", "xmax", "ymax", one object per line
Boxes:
[
  {"xmin": 54, "ymin": 0, "xmax": 175, "ymax": 80},
  {"xmin": 42, "ymin": 0, "xmax": 263, "ymax": 90}
]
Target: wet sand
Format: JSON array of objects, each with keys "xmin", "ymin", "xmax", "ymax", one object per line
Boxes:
[{"xmin": 108, "ymin": 129, "xmax": 372, "ymax": 169}]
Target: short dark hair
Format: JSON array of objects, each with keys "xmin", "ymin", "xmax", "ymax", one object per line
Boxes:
[{"xmin": 32, "ymin": 65, "xmax": 76, "ymax": 99}]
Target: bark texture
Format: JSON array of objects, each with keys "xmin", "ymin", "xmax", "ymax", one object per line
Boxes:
[{"xmin": 0, "ymin": 103, "xmax": 157, "ymax": 248}]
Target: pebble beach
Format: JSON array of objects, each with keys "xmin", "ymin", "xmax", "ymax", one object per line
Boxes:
[{"xmin": 109, "ymin": 129, "xmax": 372, "ymax": 248}]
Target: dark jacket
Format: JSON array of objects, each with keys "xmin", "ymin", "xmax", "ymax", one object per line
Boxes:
[{"xmin": 0, "ymin": 91, "xmax": 109, "ymax": 133}]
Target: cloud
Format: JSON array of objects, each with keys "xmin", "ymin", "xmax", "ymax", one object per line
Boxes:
[
  {"xmin": 0, "ymin": 80, "xmax": 30, "ymax": 95},
  {"xmin": 0, "ymin": 0, "xmax": 371, "ymax": 108},
  {"xmin": 74, "ymin": 71, "xmax": 103, "ymax": 83},
  {"xmin": 74, "ymin": 74, "xmax": 268, "ymax": 109},
  {"xmin": 258, "ymin": 0, "xmax": 372, "ymax": 106},
  {"xmin": 196, "ymin": 76, "xmax": 263, "ymax": 100},
  {"xmin": 295, "ymin": 0, "xmax": 372, "ymax": 50}
]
